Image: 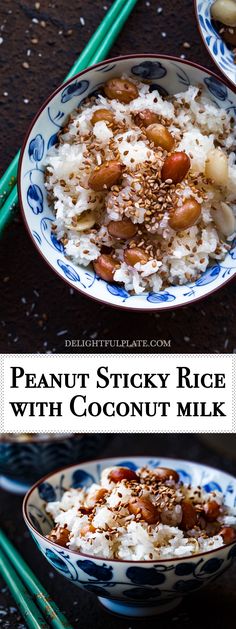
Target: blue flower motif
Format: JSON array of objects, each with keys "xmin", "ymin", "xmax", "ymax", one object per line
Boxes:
[
  {"xmin": 176, "ymin": 469, "xmax": 192, "ymax": 485},
  {"xmin": 117, "ymin": 461, "xmax": 138, "ymax": 471},
  {"xmin": 126, "ymin": 567, "xmax": 165, "ymax": 586},
  {"xmin": 107, "ymin": 284, "xmax": 129, "ymax": 299},
  {"xmin": 51, "ymin": 233, "xmax": 64, "ymax": 253},
  {"xmin": 131, "ymin": 61, "xmax": 166, "ymax": 80},
  {"xmin": 175, "ymin": 563, "xmax": 196, "ymax": 576},
  {"xmin": 61, "ymin": 80, "xmax": 89, "ymax": 103},
  {"xmin": 38, "ymin": 482, "xmax": 56, "ymax": 502},
  {"xmin": 57, "ymin": 259, "xmax": 80, "ymax": 282},
  {"xmin": 47, "ymin": 133, "xmax": 58, "ymax": 149},
  {"xmin": 174, "ymin": 579, "xmax": 202, "ymax": 592},
  {"xmin": 195, "ymin": 264, "xmax": 220, "ymax": 286},
  {"xmin": 123, "ymin": 587, "xmax": 161, "ymax": 600},
  {"xmin": 201, "ymin": 558, "xmax": 224, "ymax": 574},
  {"xmin": 71, "ymin": 469, "xmax": 95, "ymax": 489},
  {"xmin": 147, "ymin": 291, "xmax": 175, "ymax": 303},
  {"xmin": 45, "ymin": 549, "xmax": 70, "ymax": 573},
  {"xmin": 204, "ymin": 77, "xmax": 228, "ymax": 101},
  {"xmin": 29, "ymin": 134, "xmax": 44, "ymax": 162},
  {"xmin": 76, "ymin": 560, "xmax": 113, "ymax": 581},
  {"xmin": 29, "ymin": 514, "xmax": 43, "ymax": 535},
  {"xmin": 203, "ymin": 482, "xmax": 222, "ymax": 493},
  {"xmin": 83, "ymin": 584, "xmax": 111, "ymax": 596},
  {"xmin": 149, "ymin": 83, "xmax": 169, "ymax": 97},
  {"xmin": 27, "ymin": 184, "xmax": 43, "ymax": 214}
]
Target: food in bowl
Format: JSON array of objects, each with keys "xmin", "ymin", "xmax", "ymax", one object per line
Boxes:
[
  {"xmin": 211, "ymin": 0, "xmax": 236, "ymax": 58},
  {"xmin": 44, "ymin": 76, "xmax": 236, "ymax": 295},
  {"xmin": 46, "ymin": 465, "xmax": 236, "ymax": 560}
]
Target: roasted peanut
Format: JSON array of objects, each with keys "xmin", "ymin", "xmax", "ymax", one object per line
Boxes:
[
  {"xmin": 109, "ymin": 467, "xmax": 139, "ymax": 483},
  {"xmin": 153, "ymin": 467, "xmax": 180, "ymax": 483},
  {"xmin": 47, "ymin": 525, "xmax": 69, "ymax": 547},
  {"xmin": 80, "ymin": 523, "xmax": 96, "ymax": 537},
  {"xmin": 212, "ymin": 202, "xmax": 236, "ymax": 236},
  {"xmin": 169, "ymin": 197, "xmax": 201, "ymax": 231},
  {"xmin": 219, "ymin": 526, "xmax": 236, "ymax": 544},
  {"xmin": 129, "ymin": 497, "xmax": 159, "ymax": 524},
  {"xmin": 91, "ymin": 108, "xmax": 114, "ymax": 125},
  {"xmin": 134, "ymin": 109, "xmax": 159, "ymax": 128},
  {"xmin": 75, "ymin": 210, "xmax": 96, "ymax": 231},
  {"xmin": 104, "ymin": 78, "xmax": 138, "ymax": 103},
  {"xmin": 211, "ymin": 0, "xmax": 236, "ymax": 27},
  {"xmin": 203, "ymin": 500, "xmax": 221, "ymax": 522},
  {"xmin": 93, "ymin": 254, "xmax": 120, "ymax": 282},
  {"xmin": 180, "ymin": 500, "xmax": 197, "ymax": 531},
  {"xmin": 107, "ymin": 219, "xmax": 138, "ymax": 240},
  {"xmin": 146, "ymin": 124, "xmax": 175, "ymax": 151},
  {"xmin": 86, "ymin": 488, "xmax": 108, "ymax": 509},
  {"xmin": 161, "ymin": 151, "xmax": 191, "ymax": 184},
  {"xmin": 205, "ymin": 148, "xmax": 228, "ymax": 186},
  {"xmin": 124, "ymin": 247, "xmax": 149, "ymax": 266},
  {"xmin": 88, "ymin": 160, "xmax": 124, "ymax": 191}
]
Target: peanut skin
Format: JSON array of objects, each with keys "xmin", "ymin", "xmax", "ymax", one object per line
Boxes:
[
  {"xmin": 129, "ymin": 497, "xmax": 159, "ymax": 524},
  {"xmin": 88, "ymin": 160, "xmax": 124, "ymax": 191},
  {"xmin": 161, "ymin": 152, "xmax": 190, "ymax": 184},
  {"xmin": 109, "ymin": 467, "xmax": 139, "ymax": 483},
  {"xmin": 108, "ymin": 219, "xmax": 138, "ymax": 240},
  {"xmin": 203, "ymin": 500, "xmax": 221, "ymax": 522},
  {"xmin": 219, "ymin": 526, "xmax": 236, "ymax": 544},
  {"xmin": 124, "ymin": 247, "xmax": 149, "ymax": 266},
  {"xmin": 104, "ymin": 78, "xmax": 138, "ymax": 103},
  {"xmin": 134, "ymin": 109, "xmax": 159, "ymax": 128},
  {"xmin": 153, "ymin": 467, "xmax": 180, "ymax": 483},
  {"xmin": 93, "ymin": 254, "xmax": 119, "ymax": 282},
  {"xmin": 180, "ymin": 500, "xmax": 197, "ymax": 531},
  {"xmin": 169, "ymin": 198, "xmax": 201, "ymax": 231}
]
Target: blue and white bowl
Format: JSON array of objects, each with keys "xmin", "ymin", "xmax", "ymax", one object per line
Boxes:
[
  {"xmin": 0, "ymin": 434, "xmax": 110, "ymax": 494},
  {"xmin": 19, "ymin": 55, "xmax": 236, "ymax": 311},
  {"xmin": 23, "ymin": 456, "xmax": 236, "ymax": 617},
  {"xmin": 195, "ymin": 0, "xmax": 236, "ymax": 87}
]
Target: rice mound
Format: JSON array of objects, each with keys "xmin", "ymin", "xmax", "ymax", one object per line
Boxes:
[
  {"xmin": 46, "ymin": 465, "xmax": 236, "ymax": 560},
  {"xmin": 44, "ymin": 78, "xmax": 236, "ymax": 294}
]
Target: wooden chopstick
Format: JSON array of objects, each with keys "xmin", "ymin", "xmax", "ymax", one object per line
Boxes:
[
  {"xmin": 0, "ymin": 529, "xmax": 73, "ymax": 629},
  {"xmin": 0, "ymin": 0, "xmax": 137, "ymax": 223}
]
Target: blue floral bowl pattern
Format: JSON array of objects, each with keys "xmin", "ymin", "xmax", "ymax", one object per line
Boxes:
[
  {"xmin": 23, "ymin": 456, "xmax": 236, "ymax": 617},
  {"xmin": 19, "ymin": 55, "xmax": 236, "ymax": 311},
  {"xmin": 195, "ymin": 0, "xmax": 236, "ymax": 87}
]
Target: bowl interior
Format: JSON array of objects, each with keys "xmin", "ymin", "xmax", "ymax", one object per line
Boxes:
[
  {"xmin": 24, "ymin": 456, "xmax": 236, "ymax": 541},
  {"xmin": 195, "ymin": 0, "xmax": 236, "ymax": 86},
  {"xmin": 19, "ymin": 55, "xmax": 236, "ymax": 310}
]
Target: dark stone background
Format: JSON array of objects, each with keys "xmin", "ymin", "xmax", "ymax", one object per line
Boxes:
[
  {"xmin": 0, "ymin": 0, "xmax": 235, "ymax": 354},
  {"xmin": 1, "ymin": 434, "xmax": 236, "ymax": 629}
]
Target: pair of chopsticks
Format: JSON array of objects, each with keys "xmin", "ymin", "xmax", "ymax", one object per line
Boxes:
[
  {"xmin": 0, "ymin": 528, "xmax": 73, "ymax": 629},
  {"xmin": 0, "ymin": 0, "xmax": 138, "ymax": 234}
]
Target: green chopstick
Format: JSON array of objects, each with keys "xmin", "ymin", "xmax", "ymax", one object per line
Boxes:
[
  {"xmin": 0, "ymin": 529, "xmax": 73, "ymax": 629},
  {"xmin": 0, "ymin": 0, "xmax": 132, "ymax": 211},
  {"xmin": 0, "ymin": 150, "xmax": 20, "ymax": 209},
  {"xmin": 0, "ymin": 548, "xmax": 49, "ymax": 629}
]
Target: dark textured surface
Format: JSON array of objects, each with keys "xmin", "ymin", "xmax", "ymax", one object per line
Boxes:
[
  {"xmin": 0, "ymin": 434, "xmax": 236, "ymax": 628},
  {"xmin": 0, "ymin": 0, "xmax": 235, "ymax": 354}
]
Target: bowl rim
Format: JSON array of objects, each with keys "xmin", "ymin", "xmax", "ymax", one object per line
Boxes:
[
  {"xmin": 18, "ymin": 53, "xmax": 236, "ymax": 313},
  {"xmin": 23, "ymin": 454, "xmax": 236, "ymax": 564},
  {"xmin": 194, "ymin": 0, "xmax": 236, "ymax": 90}
]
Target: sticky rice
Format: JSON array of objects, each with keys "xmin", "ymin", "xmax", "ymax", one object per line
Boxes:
[
  {"xmin": 44, "ymin": 78, "xmax": 236, "ymax": 294},
  {"xmin": 46, "ymin": 465, "xmax": 236, "ymax": 560}
]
